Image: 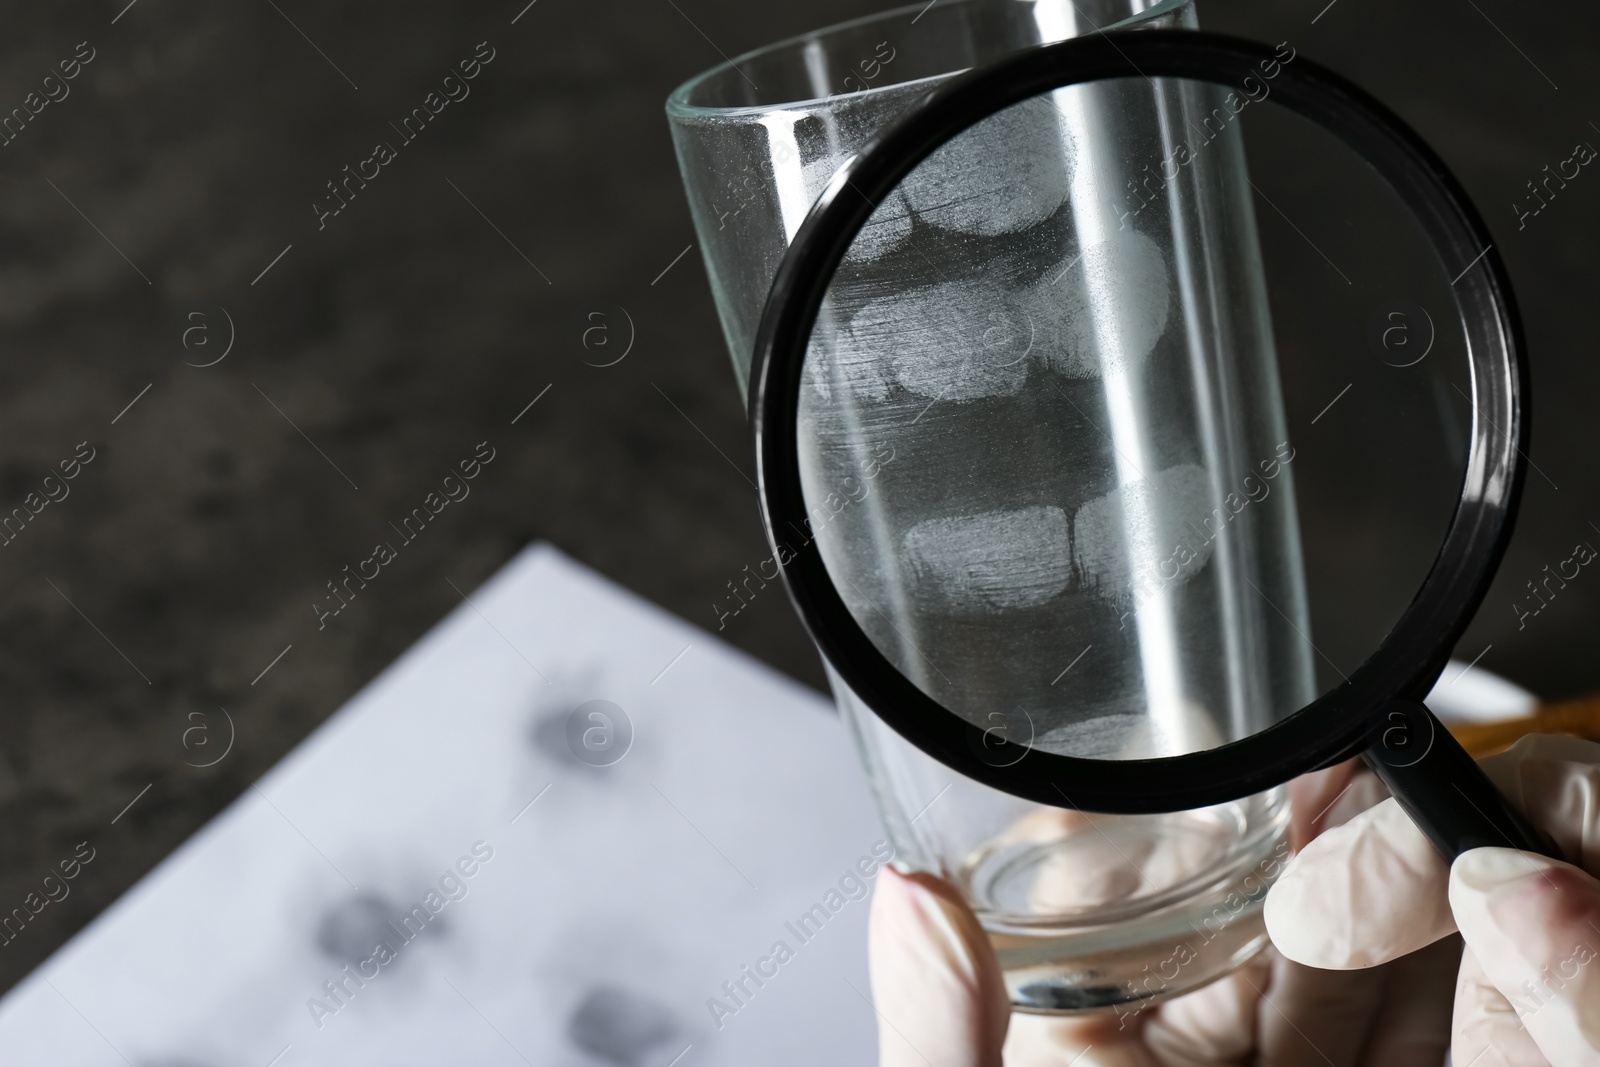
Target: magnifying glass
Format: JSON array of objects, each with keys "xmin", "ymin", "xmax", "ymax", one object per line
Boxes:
[{"xmin": 748, "ymin": 30, "xmax": 1552, "ymax": 863}]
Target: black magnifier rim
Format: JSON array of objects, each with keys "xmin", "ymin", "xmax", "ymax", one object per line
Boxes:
[{"xmin": 749, "ymin": 30, "xmax": 1527, "ymax": 813}]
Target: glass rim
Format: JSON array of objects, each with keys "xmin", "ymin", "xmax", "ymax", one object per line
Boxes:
[
  {"xmin": 746, "ymin": 29, "xmax": 1527, "ymax": 814},
  {"xmin": 663, "ymin": 0, "xmax": 1191, "ymax": 120}
]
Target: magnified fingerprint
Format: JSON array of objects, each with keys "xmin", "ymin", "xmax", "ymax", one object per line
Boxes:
[
  {"xmin": 801, "ymin": 327, "xmax": 893, "ymax": 404},
  {"xmin": 901, "ymin": 465, "xmax": 1216, "ymax": 614},
  {"xmin": 840, "ymin": 280, "xmax": 1034, "ymax": 402},
  {"xmin": 802, "ymin": 154, "xmax": 915, "ymax": 262},
  {"xmin": 1073, "ymin": 463, "xmax": 1215, "ymax": 601},
  {"xmin": 817, "ymin": 228, "xmax": 1169, "ymax": 405},
  {"xmin": 902, "ymin": 505, "xmax": 1072, "ymax": 611},
  {"xmin": 1036, "ymin": 699, "xmax": 1226, "ymax": 760},
  {"xmin": 900, "ymin": 96, "xmax": 1073, "ymax": 236},
  {"xmin": 1029, "ymin": 230, "xmax": 1171, "ymax": 379}
]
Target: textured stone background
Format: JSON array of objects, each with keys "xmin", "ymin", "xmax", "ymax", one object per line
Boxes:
[{"xmin": 0, "ymin": 0, "xmax": 1595, "ymax": 996}]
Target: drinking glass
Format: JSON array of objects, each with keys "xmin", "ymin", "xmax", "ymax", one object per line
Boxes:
[{"xmin": 666, "ymin": 0, "xmax": 1310, "ymax": 1013}]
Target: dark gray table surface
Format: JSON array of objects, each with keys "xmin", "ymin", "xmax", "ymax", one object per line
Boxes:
[{"xmin": 0, "ymin": 0, "xmax": 1595, "ymax": 996}]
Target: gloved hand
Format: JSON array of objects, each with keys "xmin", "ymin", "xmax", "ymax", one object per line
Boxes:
[
  {"xmin": 868, "ymin": 765, "xmax": 1462, "ymax": 1066},
  {"xmin": 1266, "ymin": 733, "xmax": 1600, "ymax": 1067}
]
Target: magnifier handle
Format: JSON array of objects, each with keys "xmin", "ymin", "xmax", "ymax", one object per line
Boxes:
[{"xmin": 1362, "ymin": 699, "xmax": 1558, "ymax": 862}]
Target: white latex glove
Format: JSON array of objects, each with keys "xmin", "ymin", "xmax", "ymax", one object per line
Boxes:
[
  {"xmin": 867, "ymin": 767, "xmax": 1461, "ymax": 1066},
  {"xmin": 1266, "ymin": 734, "xmax": 1600, "ymax": 1067}
]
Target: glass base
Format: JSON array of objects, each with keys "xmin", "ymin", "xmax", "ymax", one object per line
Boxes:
[{"xmin": 959, "ymin": 797, "xmax": 1288, "ymax": 1015}]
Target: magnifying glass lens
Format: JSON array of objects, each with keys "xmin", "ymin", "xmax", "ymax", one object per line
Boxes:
[
  {"xmin": 795, "ymin": 73, "xmax": 1468, "ymax": 765},
  {"xmin": 753, "ymin": 31, "xmax": 1542, "ymax": 1014}
]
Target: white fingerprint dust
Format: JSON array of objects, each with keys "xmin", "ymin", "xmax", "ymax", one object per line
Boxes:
[
  {"xmin": 1029, "ymin": 230, "xmax": 1171, "ymax": 379},
  {"xmin": 801, "ymin": 155, "xmax": 915, "ymax": 262},
  {"xmin": 831, "ymin": 280, "xmax": 1033, "ymax": 402},
  {"xmin": 899, "ymin": 96, "xmax": 1074, "ymax": 236},
  {"xmin": 902, "ymin": 505, "xmax": 1072, "ymax": 610},
  {"xmin": 1072, "ymin": 463, "xmax": 1214, "ymax": 601}
]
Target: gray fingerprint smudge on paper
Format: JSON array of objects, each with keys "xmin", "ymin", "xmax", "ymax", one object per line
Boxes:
[
  {"xmin": 316, "ymin": 893, "xmax": 403, "ymax": 966},
  {"xmin": 567, "ymin": 984, "xmax": 683, "ymax": 1066}
]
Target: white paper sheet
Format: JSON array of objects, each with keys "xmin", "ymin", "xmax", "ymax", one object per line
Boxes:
[{"xmin": 0, "ymin": 543, "xmax": 887, "ymax": 1067}]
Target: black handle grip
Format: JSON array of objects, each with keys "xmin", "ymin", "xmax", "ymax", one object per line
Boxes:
[{"xmin": 1362, "ymin": 698, "xmax": 1557, "ymax": 862}]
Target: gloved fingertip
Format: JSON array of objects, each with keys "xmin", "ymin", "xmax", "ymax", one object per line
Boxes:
[
  {"xmin": 1264, "ymin": 798, "xmax": 1453, "ymax": 969},
  {"xmin": 1263, "ymin": 866, "xmax": 1354, "ymax": 969},
  {"xmin": 869, "ymin": 867, "xmax": 1009, "ymax": 1067},
  {"xmin": 1451, "ymin": 846, "xmax": 1567, "ymax": 897},
  {"xmin": 1450, "ymin": 848, "xmax": 1600, "ymax": 940},
  {"xmin": 1450, "ymin": 847, "xmax": 1600, "ymax": 1059},
  {"xmin": 1262, "ymin": 868, "xmax": 1313, "ymax": 964}
]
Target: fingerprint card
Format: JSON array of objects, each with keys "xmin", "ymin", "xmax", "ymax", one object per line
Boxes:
[{"xmin": 0, "ymin": 543, "xmax": 886, "ymax": 1067}]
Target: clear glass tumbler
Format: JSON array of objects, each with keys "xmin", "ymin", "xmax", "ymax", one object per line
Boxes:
[{"xmin": 667, "ymin": 0, "xmax": 1312, "ymax": 1014}]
